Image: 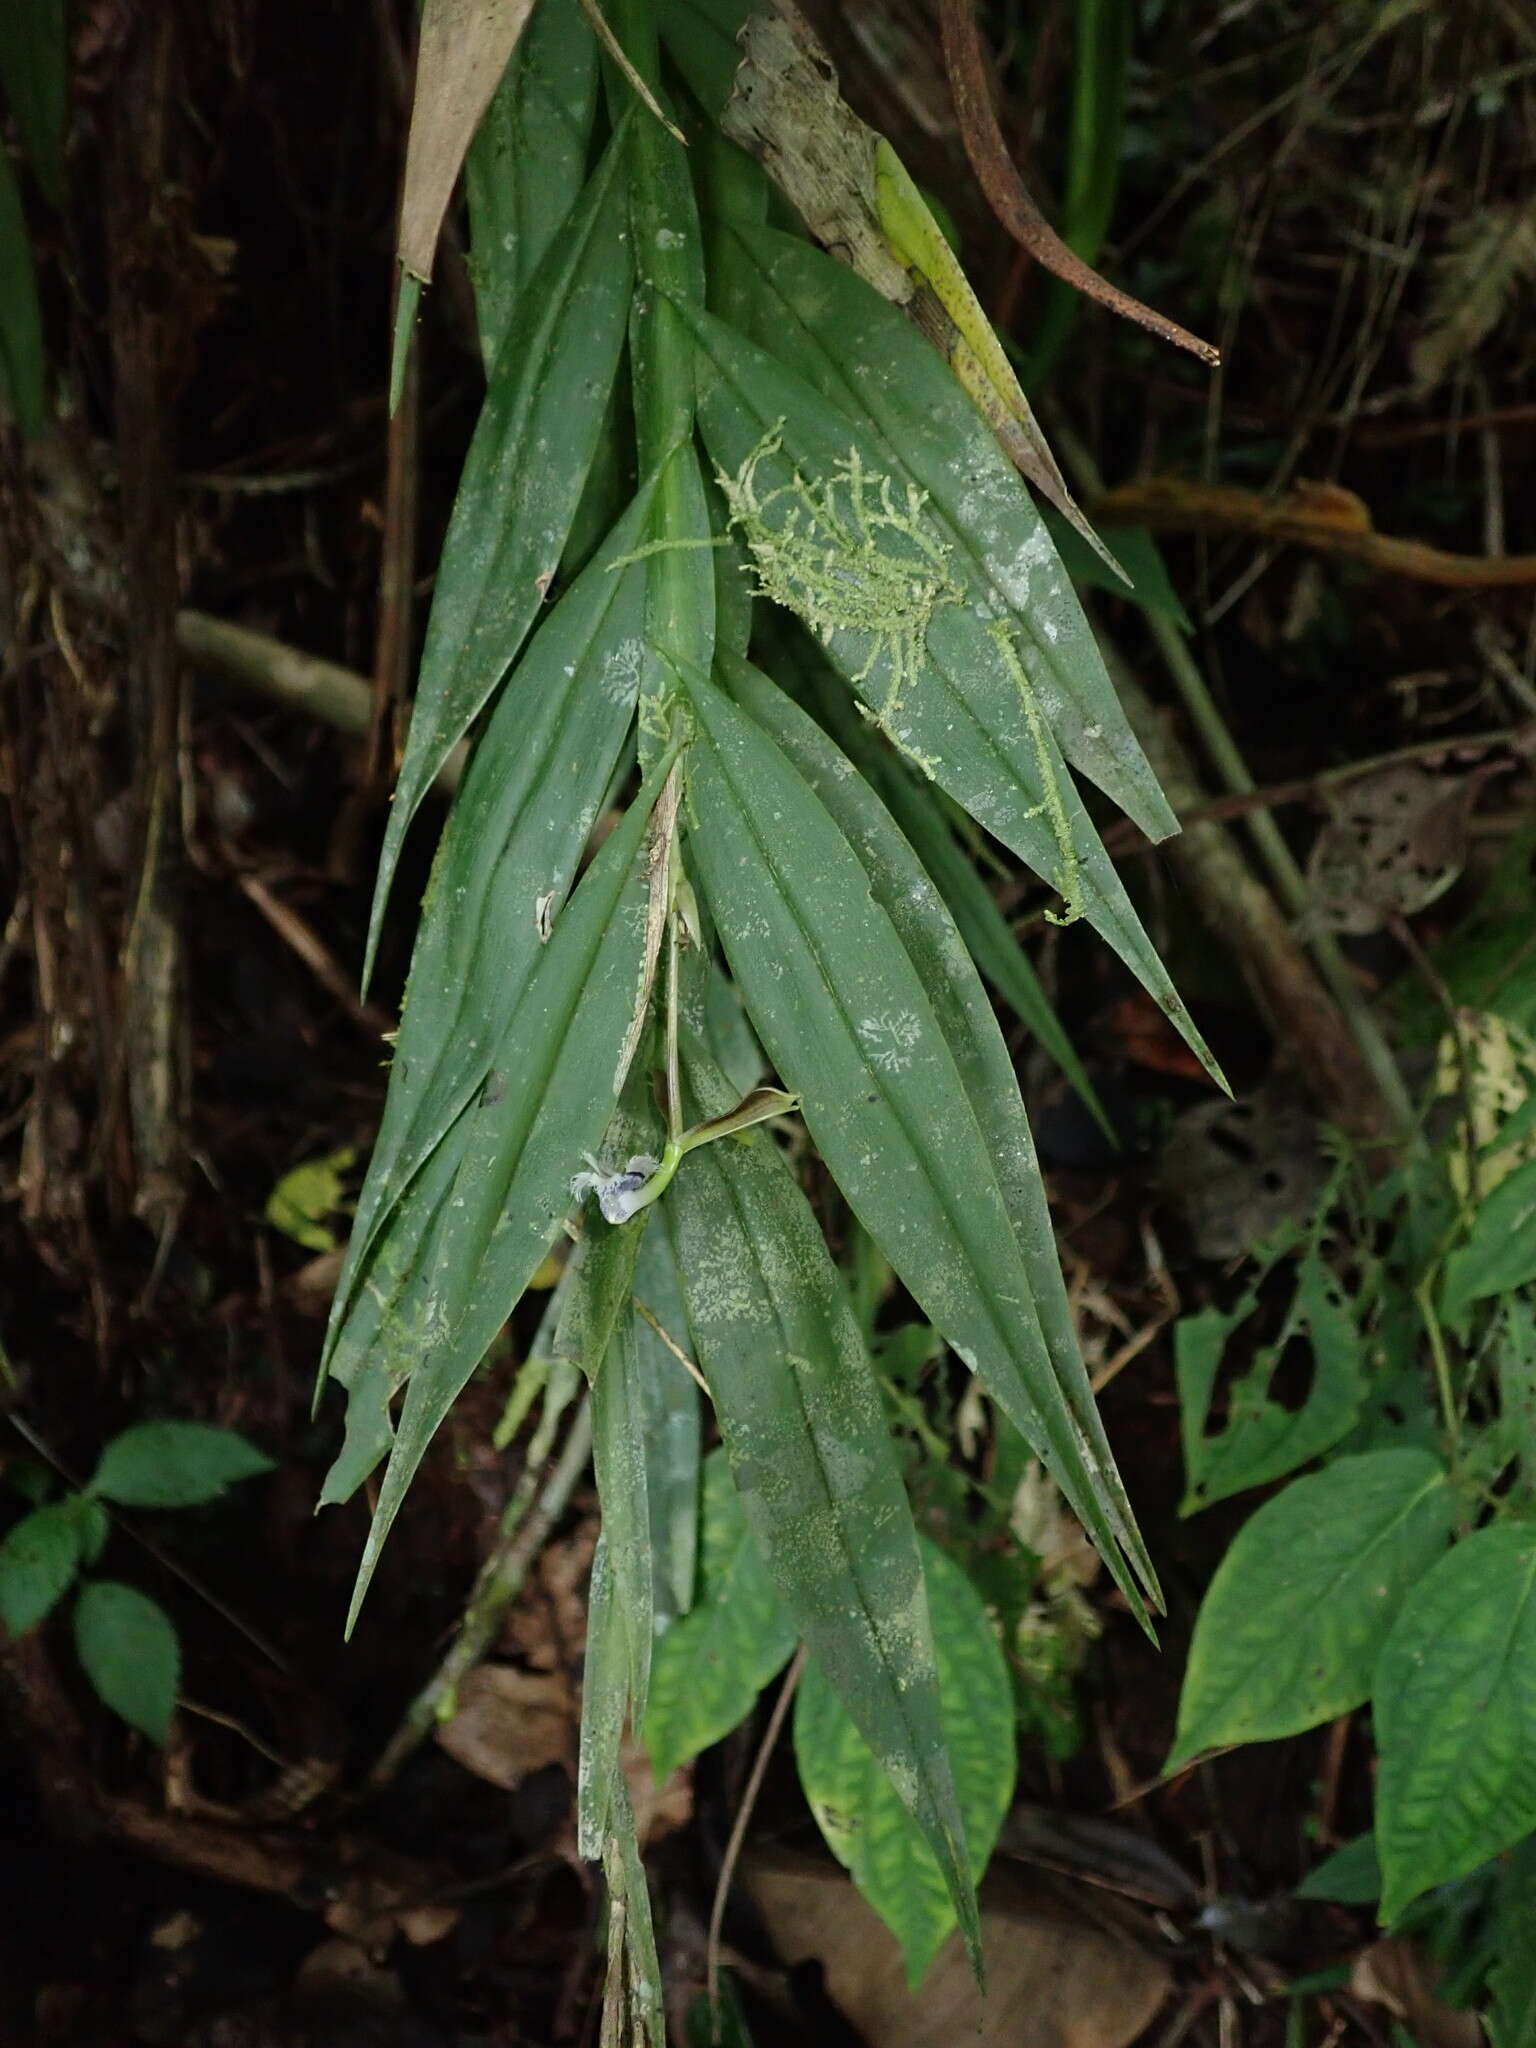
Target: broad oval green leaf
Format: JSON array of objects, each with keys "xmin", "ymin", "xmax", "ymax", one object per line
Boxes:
[
  {"xmin": 677, "ymin": 659, "xmax": 1154, "ymax": 1614},
  {"xmin": 1374, "ymin": 1521, "xmax": 1536, "ymax": 1924},
  {"xmin": 88, "ymin": 1422, "xmax": 274, "ymax": 1509},
  {"xmin": 794, "ymin": 1536, "xmax": 1016, "ymax": 1987},
  {"xmin": 667, "ymin": 1042, "xmax": 980, "ymax": 1966},
  {"xmin": 644, "ymin": 1444, "xmax": 797, "ymax": 1782},
  {"xmin": 326, "ymin": 484, "xmax": 663, "ymax": 1373},
  {"xmin": 366, "ymin": 120, "xmax": 636, "ymax": 982},
  {"xmin": 465, "ymin": 0, "xmax": 598, "ymax": 366},
  {"xmin": 1441, "ymin": 1157, "xmax": 1536, "ymax": 1322},
  {"xmin": 1169, "ymin": 1450, "xmax": 1455, "ymax": 1770},
  {"xmin": 73, "ymin": 1581, "xmax": 180, "ymax": 1744},
  {"xmin": 325, "ymin": 771, "xmax": 668, "ymax": 1626},
  {"xmin": 715, "ymin": 224, "xmax": 1177, "ymax": 841},
  {"xmin": 0, "ymin": 1500, "xmax": 88, "ymax": 1636}
]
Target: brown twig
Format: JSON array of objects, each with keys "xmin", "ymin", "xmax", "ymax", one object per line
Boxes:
[
  {"xmin": 236, "ymin": 873, "xmax": 395, "ymax": 1043},
  {"xmin": 938, "ymin": 0, "xmax": 1218, "ymax": 366},
  {"xmin": 706, "ymin": 1646, "xmax": 807, "ymax": 2022}
]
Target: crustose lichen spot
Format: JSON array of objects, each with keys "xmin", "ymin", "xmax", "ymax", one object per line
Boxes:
[{"xmin": 718, "ymin": 426, "xmax": 1084, "ymax": 927}]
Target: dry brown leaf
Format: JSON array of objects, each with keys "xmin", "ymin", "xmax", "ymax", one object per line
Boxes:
[
  {"xmin": 398, "ymin": 0, "xmax": 539, "ymax": 284},
  {"xmin": 1349, "ymin": 1937, "xmax": 1483, "ymax": 2048},
  {"xmin": 1303, "ymin": 764, "xmax": 1470, "ymax": 936},
  {"xmin": 435, "ymin": 1665, "xmax": 575, "ymax": 1790},
  {"xmin": 747, "ymin": 1848, "xmax": 1170, "ymax": 2048}
]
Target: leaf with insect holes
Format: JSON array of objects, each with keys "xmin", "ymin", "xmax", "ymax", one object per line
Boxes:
[
  {"xmin": 325, "ymin": 482, "xmax": 666, "ymax": 1377},
  {"xmin": 674, "ymin": 298, "xmax": 1217, "ymax": 1089},
  {"xmin": 1169, "ymin": 1451, "xmax": 1455, "ymax": 1769},
  {"xmin": 365, "ymin": 121, "xmax": 635, "ymax": 984},
  {"xmin": 323, "ymin": 768, "xmax": 670, "ymax": 1627},
  {"xmin": 1374, "ymin": 1522, "xmax": 1536, "ymax": 1923},
  {"xmin": 668, "ymin": 1037, "xmax": 982, "ymax": 1970},
  {"xmin": 676, "ymin": 657, "xmax": 1156, "ymax": 1617},
  {"xmin": 644, "ymin": 1444, "xmax": 797, "ymax": 1781},
  {"xmin": 1178, "ymin": 1248, "xmax": 1365, "ymax": 1513},
  {"xmin": 795, "ymin": 1538, "xmax": 1015, "ymax": 1985},
  {"xmin": 1441, "ymin": 1157, "xmax": 1536, "ymax": 1322},
  {"xmin": 89, "ymin": 1423, "xmax": 274, "ymax": 1509},
  {"xmin": 74, "ymin": 1582, "xmax": 180, "ymax": 1743},
  {"xmin": 464, "ymin": 0, "xmax": 598, "ymax": 366}
]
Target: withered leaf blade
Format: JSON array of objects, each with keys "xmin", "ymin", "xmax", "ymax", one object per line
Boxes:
[{"xmin": 398, "ymin": 0, "xmax": 539, "ymax": 285}]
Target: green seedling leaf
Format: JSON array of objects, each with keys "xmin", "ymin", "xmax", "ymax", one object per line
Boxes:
[
  {"xmin": 325, "ymin": 484, "xmax": 663, "ymax": 1369},
  {"xmin": 0, "ymin": 144, "xmax": 45, "ymax": 437},
  {"xmin": 678, "ymin": 1085, "xmax": 798, "ymax": 1153},
  {"xmin": 1441, "ymin": 1156, "xmax": 1536, "ymax": 1321},
  {"xmin": 1178, "ymin": 1248, "xmax": 1365, "ymax": 1512},
  {"xmin": 678, "ymin": 658, "xmax": 1155, "ymax": 1615},
  {"xmin": 1490, "ymin": 1833, "xmax": 1536, "ymax": 2048},
  {"xmin": 1295, "ymin": 1833, "xmax": 1382, "ymax": 1906},
  {"xmin": 677, "ymin": 297, "xmax": 1217, "ymax": 1087},
  {"xmin": 1169, "ymin": 1451, "xmax": 1454, "ymax": 1769},
  {"xmin": 668, "ymin": 1041, "xmax": 981, "ymax": 1970},
  {"xmin": 631, "ymin": 1214, "xmax": 701, "ymax": 1625},
  {"xmin": 644, "ymin": 1444, "xmax": 797, "ymax": 1781},
  {"xmin": 365, "ymin": 122, "xmax": 635, "ymax": 984},
  {"xmin": 715, "ymin": 223, "xmax": 1178, "ymax": 843},
  {"xmin": 327, "ymin": 770, "xmax": 669, "ymax": 1626},
  {"xmin": 73, "ymin": 1582, "xmax": 180, "ymax": 1743},
  {"xmin": 778, "ymin": 631, "xmax": 1110, "ymax": 1133},
  {"xmin": 0, "ymin": 1498, "xmax": 95, "ymax": 1635},
  {"xmin": 1375, "ymin": 1522, "xmax": 1536, "ymax": 1924},
  {"xmin": 0, "ymin": 0, "xmax": 67, "ymax": 205},
  {"xmin": 266, "ymin": 1146, "xmax": 354, "ymax": 1254},
  {"xmin": 465, "ymin": 0, "xmax": 599, "ymax": 366},
  {"xmin": 89, "ymin": 1423, "xmax": 274, "ymax": 1509},
  {"xmin": 794, "ymin": 1537, "xmax": 1015, "ymax": 1986},
  {"xmin": 397, "ymin": 0, "xmax": 539, "ymax": 288}
]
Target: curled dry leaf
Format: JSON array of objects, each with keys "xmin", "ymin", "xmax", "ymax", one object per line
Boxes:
[
  {"xmin": 1303, "ymin": 764, "xmax": 1470, "ymax": 936},
  {"xmin": 1160, "ymin": 1090, "xmax": 1328, "ymax": 1260},
  {"xmin": 1349, "ymin": 1938, "xmax": 1483, "ymax": 2048}
]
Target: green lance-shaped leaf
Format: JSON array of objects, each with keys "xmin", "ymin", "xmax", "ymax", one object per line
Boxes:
[
  {"xmin": 1374, "ymin": 1521, "xmax": 1536, "ymax": 1923},
  {"xmin": 324, "ymin": 483, "xmax": 662, "ymax": 1366},
  {"xmin": 325, "ymin": 770, "xmax": 669, "ymax": 1625},
  {"xmin": 1168, "ymin": 1451, "xmax": 1456, "ymax": 1770},
  {"xmin": 714, "ymin": 223, "xmax": 1177, "ymax": 844},
  {"xmin": 667, "ymin": 1043, "xmax": 981, "ymax": 1968},
  {"xmin": 0, "ymin": 0, "xmax": 68, "ymax": 207},
  {"xmin": 674, "ymin": 298, "xmax": 1216, "ymax": 1085},
  {"xmin": 73, "ymin": 1582, "xmax": 180, "ymax": 1744},
  {"xmin": 563, "ymin": 1216, "xmax": 654, "ymax": 1723},
  {"xmin": 465, "ymin": 0, "xmax": 599, "ymax": 367},
  {"xmin": 773, "ymin": 629, "xmax": 1110, "ymax": 1133},
  {"xmin": 0, "ymin": 145, "xmax": 45, "ymax": 438},
  {"xmin": 609, "ymin": 0, "xmax": 715, "ymax": 765},
  {"xmin": 644, "ymin": 1442, "xmax": 797, "ymax": 1780},
  {"xmin": 716, "ymin": 649, "xmax": 1149, "ymax": 1594},
  {"xmin": 578, "ymin": 1531, "xmax": 628, "ymax": 1855},
  {"xmin": 364, "ymin": 119, "xmax": 635, "ymax": 984},
  {"xmin": 795, "ymin": 1537, "xmax": 1016, "ymax": 1986},
  {"xmin": 676, "ymin": 658, "xmax": 1156, "ymax": 1615},
  {"xmin": 631, "ymin": 1214, "xmax": 701, "ymax": 1624}
]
